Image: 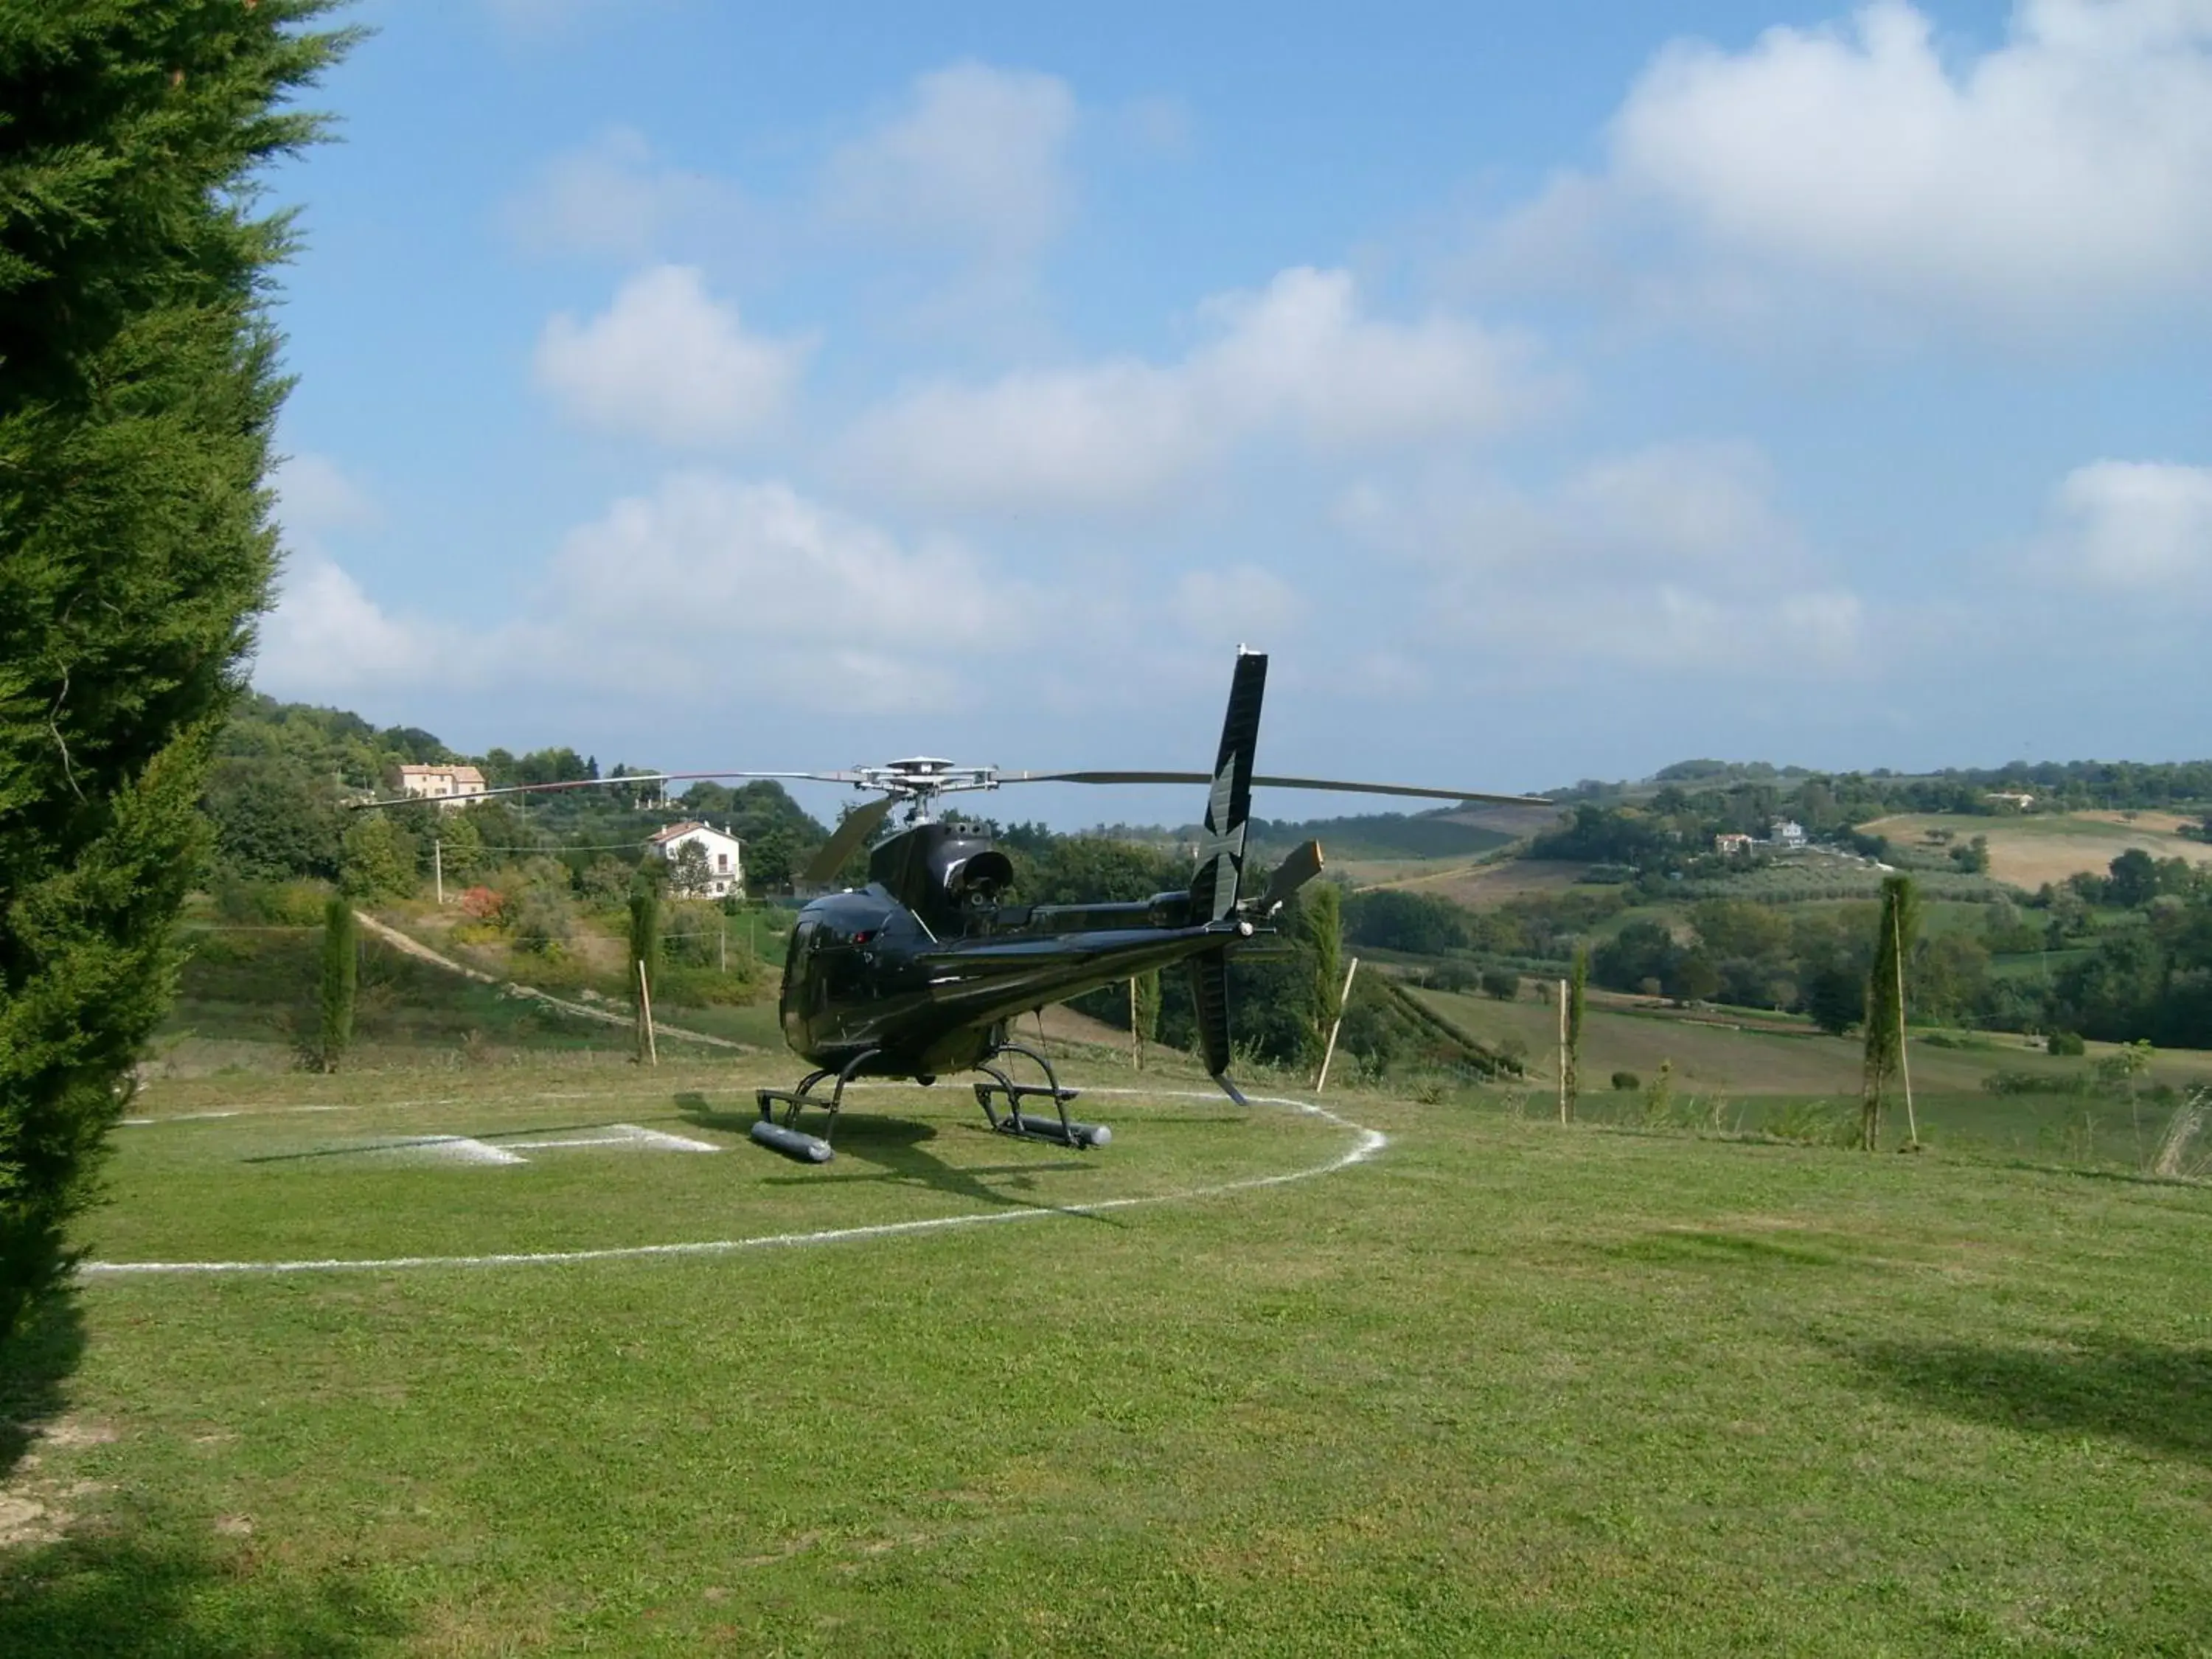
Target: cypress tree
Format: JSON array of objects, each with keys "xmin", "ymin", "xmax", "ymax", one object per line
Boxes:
[
  {"xmin": 317, "ymin": 896, "xmax": 355, "ymax": 1073},
  {"xmin": 1131, "ymin": 968, "xmax": 1160, "ymax": 1069},
  {"xmin": 0, "ymin": 2, "xmax": 353, "ymax": 1340},
  {"xmin": 1860, "ymin": 875, "xmax": 1920, "ymax": 1151},
  {"xmin": 1565, "ymin": 945, "xmax": 1588, "ymax": 1123},
  {"xmin": 627, "ymin": 891, "xmax": 660, "ymax": 1060},
  {"xmin": 1299, "ymin": 884, "xmax": 1343, "ymax": 1070}
]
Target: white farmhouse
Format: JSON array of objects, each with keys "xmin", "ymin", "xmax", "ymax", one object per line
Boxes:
[
  {"xmin": 1768, "ymin": 818, "xmax": 1808, "ymax": 849},
  {"xmin": 650, "ymin": 821, "xmax": 745, "ymax": 898},
  {"xmin": 393, "ymin": 763, "xmax": 487, "ymax": 809}
]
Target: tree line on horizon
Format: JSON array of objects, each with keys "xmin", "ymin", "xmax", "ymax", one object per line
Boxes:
[{"xmin": 1554, "ymin": 756, "xmax": 2212, "ymax": 816}]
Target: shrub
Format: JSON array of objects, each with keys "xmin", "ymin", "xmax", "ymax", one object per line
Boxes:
[
  {"xmin": 1610, "ymin": 1071, "xmax": 1640, "ymax": 1091},
  {"xmin": 1479, "ymin": 968, "xmax": 1521, "ymax": 1001},
  {"xmin": 1983, "ymin": 1070, "xmax": 2095, "ymax": 1097},
  {"xmin": 507, "ymin": 887, "xmax": 572, "ymax": 956},
  {"xmin": 212, "ymin": 877, "xmax": 330, "ymax": 928},
  {"xmin": 458, "ymin": 886, "xmax": 504, "ymax": 922},
  {"xmin": 2047, "ymin": 1030, "xmax": 2087, "ymax": 1057}
]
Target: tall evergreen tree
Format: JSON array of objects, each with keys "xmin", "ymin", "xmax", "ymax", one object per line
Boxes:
[
  {"xmin": 317, "ymin": 896, "xmax": 355, "ymax": 1073},
  {"xmin": 627, "ymin": 891, "xmax": 661, "ymax": 1061},
  {"xmin": 1130, "ymin": 968, "xmax": 1160, "ymax": 1070},
  {"xmin": 1860, "ymin": 874, "xmax": 1921, "ymax": 1151},
  {"xmin": 1564, "ymin": 945, "xmax": 1588, "ymax": 1123},
  {"xmin": 0, "ymin": 2, "xmax": 352, "ymax": 1339},
  {"xmin": 1299, "ymin": 884, "xmax": 1343, "ymax": 1069}
]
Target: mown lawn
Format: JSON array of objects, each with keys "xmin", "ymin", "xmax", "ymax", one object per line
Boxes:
[{"xmin": 4, "ymin": 1057, "xmax": 2211, "ymax": 1655}]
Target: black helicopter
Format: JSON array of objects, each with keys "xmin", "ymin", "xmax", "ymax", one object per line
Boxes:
[{"xmin": 358, "ymin": 651, "xmax": 1545, "ymax": 1162}]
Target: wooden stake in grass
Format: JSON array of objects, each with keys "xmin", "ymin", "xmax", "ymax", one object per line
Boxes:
[
  {"xmin": 636, "ymin": 959, "xmax": 659, "ymax": 1068},
  {"xmin": 1860, "ymin": 874, "xmax": 1920, "ymax": 1152},
  {"xmin": 1894, "ymin": 906, "xmax": 1919, "ymax": 1150},
  {"xmin": 319, "ymin": 898, "xmax": 357, "ymax": 1074},
  {"xmin": 1557, "ymin": 979, "xmax": 1568, "ymax": 1122},
  {"xmin": 1314, "ymin": 958, "xmax": 1360, "ymax": 1095}
]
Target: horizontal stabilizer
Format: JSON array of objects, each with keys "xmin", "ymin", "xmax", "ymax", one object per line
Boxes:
[{"xmin": 1259, "ymin": 841, "xmax": 1324, "ymax": 914}]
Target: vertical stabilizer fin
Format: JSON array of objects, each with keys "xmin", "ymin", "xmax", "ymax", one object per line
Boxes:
[
  {"xmin": 1188, "ymin": 947, "xmax": 1242, "ymax": 1100},
  {"xmin": 1188, "ymin": 650, "xmax": 1267, "ymax": 922}
]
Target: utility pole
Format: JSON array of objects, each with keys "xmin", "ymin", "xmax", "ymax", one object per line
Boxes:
[
  {"xmin": 1896, "ymin": 908, "xmax": 1918, "ymax": 1148},
  {"xmin": 433, "ymin": 838, "xmax": 443, "ymax": 906},
  {"xmin": 719, "ymin": 921, "xmax": 726, "ymax": 975},
  {"xmin": 1557, "ymin": 978, "xmax": 1568, "ymax": 1123}
]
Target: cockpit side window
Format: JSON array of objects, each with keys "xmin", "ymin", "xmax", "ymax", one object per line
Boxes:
[{"xmin": 784, "ymin": 920, "xmax": 818, "ymax": 980}]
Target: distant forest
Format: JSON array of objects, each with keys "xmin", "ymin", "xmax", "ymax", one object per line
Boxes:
[{"xmin": 1553, "ymin": 756, "xmax": 2212, "ymax": 815}]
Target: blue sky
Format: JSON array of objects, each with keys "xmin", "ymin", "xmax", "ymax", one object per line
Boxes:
[{"xmin": 257, "ymin": 0, "xmax": 2212, "ymax": 826}]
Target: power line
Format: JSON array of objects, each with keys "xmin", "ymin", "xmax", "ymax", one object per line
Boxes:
[
  {"xmin": 453, "ymin": 842, "xmax": 651, "ymax": 853},
  {"xmin": 179, "ymin": 924, "xmax": 320, "ymax": 932}
]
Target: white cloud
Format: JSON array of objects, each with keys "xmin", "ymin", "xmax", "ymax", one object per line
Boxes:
[
  {"xmin": 535, "ymin": 266, "xmax": 811, "ymax": 448},
  {"xmin": 257, "ymin": 475, "xmax": 1033, "ymax": 717},
  {"xmin": 822, "ymin": 62, "xmax": 1078, "ymax": 262},
  {"xmin": 844, "ymin": 267, "xmax": 1559, "ymax": 515},
  {"xmin": 541, "ymin": 474, "xmax": 1013, "ymax": 700},
  {"xmin": 2045, "ymin": 459, "xmax": 2212, "ymax": 590},
  {"xmin": 260, "ymin": 454, "xmax": 428, "ymax": 700},
  {"xmin": 256, "ymin": 557, "xmax": 467, "ymax": 701},
  {"xmin": 503, "ymin": 128, "xmax": 751, "ymax": 260},
  {"xmin": 1339, "ymin": 442, "xmax": 1862, "ymax": 673},
  {"xmin": 1493, "ymin": 0, "xmax": 2212, "ymax": 331},
  {"xmin": 270, "ymin": 452, "xmax": 378, "ymax": 539},
  {"xmin": 844, "ymin": 361, "xmax": 1203, "ymax": 515}
]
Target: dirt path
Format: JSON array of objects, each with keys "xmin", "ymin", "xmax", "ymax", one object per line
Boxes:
[{"xmin": 353, "ymin": 911, "xmax": 755, "ymax": 1053}]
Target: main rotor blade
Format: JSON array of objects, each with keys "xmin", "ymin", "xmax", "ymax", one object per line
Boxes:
[
  {"xmin": 999, "ymin": 771, "xmax": 1551, "ymax": 809},
  {"xmin": 347, "ymin": 770, "xmax": 864, "ymax": 811},
  {"xmin": 802, "ymin": 795, "xmax": 897, "ymax": 886},
  {"xmin": 1259, "ymin": 840, "xmax": 1325, "ymax": 914}
]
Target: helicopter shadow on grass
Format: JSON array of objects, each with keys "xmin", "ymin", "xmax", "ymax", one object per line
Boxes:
[{"xmin": 673, "ymin": 1093, "xmax": 1123, "ymax": 1223}]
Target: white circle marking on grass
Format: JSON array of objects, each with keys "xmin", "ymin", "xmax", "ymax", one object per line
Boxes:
[{"xmin": 78, "ymin": 1089, "xmax": 1385, "ymax": 1276}]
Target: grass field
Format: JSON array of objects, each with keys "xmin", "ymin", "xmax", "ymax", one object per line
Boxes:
[
  {"xmin": 1417, "ymin": 984, "xmax": 2212, "ymax": 1167},
  {"xmin": 1865, "ymin": 811, "xmax": 2212, "ymax": 889},
  {"xmin": 7, "ymin": 1043, "xmax": 2212, "ymax": 1655}
]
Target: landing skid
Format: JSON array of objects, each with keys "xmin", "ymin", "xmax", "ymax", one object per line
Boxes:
[
  {"xmin": 748, "ymin": 1040, "xmax": 1110, "ymax": 1164},
  {"xmin": 751, "ymin": 1048, "xmax": 878, "ymax": 1164},
  {"xmin": 972, "ymin": 1041, "xmax": 1112, "ymax": 1150}
]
